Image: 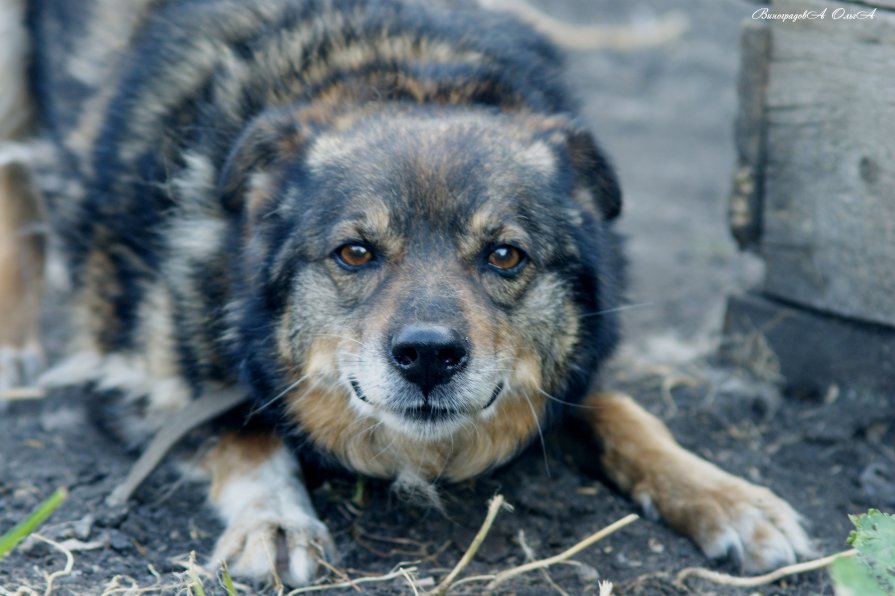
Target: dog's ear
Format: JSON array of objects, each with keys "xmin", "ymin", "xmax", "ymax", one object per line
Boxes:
[
  {"xmin": 563, "ymin": 128, "xmax": 622, "ymax": 221},
  {"xmin": 219, "ymin": 109, "xmax": 310, "ymax": 221},
  {"xmin": 536, "ymin": 118, "xmax": 622, "ymax": 221}
]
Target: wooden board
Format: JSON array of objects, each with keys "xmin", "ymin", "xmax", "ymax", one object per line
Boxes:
[
  {"xmin": 722, "ymin": 292, "xmax": 895, "ymax": 401},
  {"xmin": 730, "ymin": 21, "xmax": 770, "ymax": 250},
  {"xmin": 759, "ymin": 0, "xmax": 895, "ymax": 327}
]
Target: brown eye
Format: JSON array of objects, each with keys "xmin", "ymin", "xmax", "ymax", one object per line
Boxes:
[
  {"xmin": 487, "ymin": 245, "xmax": 525, "ymax": 272},
  {"xmin": 336, "ymin": 244, "xmax": 373, "ymax": 269}
]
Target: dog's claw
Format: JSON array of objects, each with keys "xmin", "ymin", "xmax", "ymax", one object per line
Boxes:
[
  {"xmin": 211, "ymin": 515, "xmax": 335, "ymax": 586},
  {"xmin": 681, "ymin": 478, "xmax": 813, "ymax": 572}
]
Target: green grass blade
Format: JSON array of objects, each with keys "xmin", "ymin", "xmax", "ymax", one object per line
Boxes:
[
  {"xmin": 191, "ymin": 577, "xmax": 206, "ymax": 596},
  {"xmin": 0, "ymin": 487, "xmax": 68, "ymax": 559},
  {"xmin": 221, "ymin": 562, "xmax": 237, "ymax": 596}
]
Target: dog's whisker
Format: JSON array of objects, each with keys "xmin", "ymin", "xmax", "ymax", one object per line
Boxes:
[
  {"xmin": 250, "ymin": 373, "xmax": 313, "ymax": 415},
  {"xmin": 313, "ymin": 333, "xmax": 368, "ymax": 348},
  {"xmin": 535, "ymin": 386, "xmax": 595, "ymax": 409},
  {"xmin": 521, "ymin": 390, "xmax": 550, "ymax": 478},
  {"xmin": 371, "ymin": 435, "xmax": 399, "ymax": 463},
  {"xmin": 579, "ymin": 300, "xmax": 657, "ymax": 319}
]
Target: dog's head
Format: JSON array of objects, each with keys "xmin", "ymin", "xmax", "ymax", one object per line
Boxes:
[{"xmin": 229, "ymin": 106, "xmax": 622, "ymax": 466}]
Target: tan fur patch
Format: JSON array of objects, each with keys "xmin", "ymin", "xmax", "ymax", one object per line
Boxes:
[
  {"xmin": 204, "ymin": 431, "xmax": 282, "ymax": 501},
  {"xmin": 581, "ymin": 392, "xmax": 676, "ymax": 491},
  {"xmin": 581, "ymin": 392, "xmax": 746, "ymax": 540},
  {"xmin": 288, "ymin": 382, "xmax": 545, "ymax": 482},
  {"xmin": 244, "ymin": 171, "xmax": 275, "ymax": 222},
  {"xmin": 0, "ymin": 166, "xmax": 43, "ymax": 349},
  {"xmin": 0, "ymin": 0, "xmax": 43, "ymax": 354},
  {"xmin": 580, "ymin": 392, "xmax": 812, "ymax": 571},
  {"xmin": 79, "ymin": 247, "xmax": 122, "ymax": 351}
]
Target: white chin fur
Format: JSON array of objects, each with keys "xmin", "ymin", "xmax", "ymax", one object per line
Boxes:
[{"xmin": 379, "ymin": 408, "xmax": 468, "ymax": 440}]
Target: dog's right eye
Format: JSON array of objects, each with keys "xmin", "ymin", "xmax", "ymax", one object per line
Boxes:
[
  {"xmin": 334, "ymin": 244, "xmax": 374, "ymax": 270},
  {"xmin": 487, "ymin": 245, "xmax": 526, "ymax": 274}
]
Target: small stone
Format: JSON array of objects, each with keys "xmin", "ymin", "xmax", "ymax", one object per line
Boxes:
[
  {"xmin": 860, "ymin": 462, "xmax": 895, "ymax": 506},
  {"xmin": 70, "ymin": 514, "xmax": 95, "ymax": 540},
  {"xmin": 107, "ymin": 529, "xmax": 133, "ymax": 552},
  {"xmin": 96, "ymin": 506, "xmax": 128, "ymax": 528}
]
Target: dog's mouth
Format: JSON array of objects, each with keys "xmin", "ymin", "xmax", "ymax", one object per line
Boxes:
[
  {"xmin": 401, "ymin": 403, "xmax": 458, "ymax": 422},
  {"xmin": 349, "ymin": 378, "xmax": 504, "ymax": 421},
  {"xmin": 484, "ymin": 382, "xmax": 504, "ymax": 409},
  {"xmin": 349, "ymin": 378, "xmax": 369, "ymax": 403}
]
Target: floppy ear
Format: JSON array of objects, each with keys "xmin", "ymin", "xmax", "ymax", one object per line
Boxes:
[
  {"xmin": 218, "ymin": 109, "xmax": 310, "ymax": 221},
  {"xmin": 563, "ymin": 128, "xmax": 622, "ymax": 221}
]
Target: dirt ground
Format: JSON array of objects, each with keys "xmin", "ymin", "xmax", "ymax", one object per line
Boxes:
[{"xmin": 3, "ymin": 0, "xmax": 894, "ymax": 594}]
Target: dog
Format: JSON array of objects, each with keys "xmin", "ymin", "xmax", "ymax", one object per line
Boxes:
[{"xmin": 0, "ymin": 0, "xmax": 812, "ymax": 585}]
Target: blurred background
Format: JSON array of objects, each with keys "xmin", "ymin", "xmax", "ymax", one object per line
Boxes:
[{"xmin": 540, "ymin": 0, "xmax": 764, "ymax": 365}]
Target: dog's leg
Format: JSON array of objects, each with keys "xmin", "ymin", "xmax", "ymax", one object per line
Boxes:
[
  {"xmin": 202, "ymin": 431, "xmax": 335, "ymax": 585},
  {"xmin": 581, "ymin": 392, "xmax": 812, "ymax": 572},
  {"xmin": 0, "ymin": 0, "xmax": 44, "ymax": 393},
  {"xmin": 0, "ymin": 165, "xmax": 44, "ymax": 392}
]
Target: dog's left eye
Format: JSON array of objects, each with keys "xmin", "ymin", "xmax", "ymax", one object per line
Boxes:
[
  {"xmin": 487, "ymin": 245, "xmax": 526, "ymax": 272},
  {"xmin": 334, "ymin": 243, "xmax": 374, "ymax": 269}
]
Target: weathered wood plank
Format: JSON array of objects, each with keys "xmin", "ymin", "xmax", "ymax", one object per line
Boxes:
[
  {"xmin": 760, "ymin": 0, "xmax": 895, "ymax": 327},
  {"xmin": 722, "ymin": 292, "xmax": 895, "ymax": 402},
  {"xmin": 729, "ymin": 21, "xmax": 770, "ymax": 250}
]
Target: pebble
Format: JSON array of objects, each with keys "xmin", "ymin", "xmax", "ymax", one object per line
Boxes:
[{"xmin": 106, "ymin": 529, "xmax": 133, "ymax": 552}]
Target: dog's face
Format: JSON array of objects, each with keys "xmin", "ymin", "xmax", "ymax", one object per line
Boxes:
[{"xmin": 234, "ymin": 107, "xmax": 622, "ymax": 448}]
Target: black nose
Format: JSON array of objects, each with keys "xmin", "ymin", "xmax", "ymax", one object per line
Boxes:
[{"xmin": 390, "ymin": 325, "xmax": 468, "ymax": 395}]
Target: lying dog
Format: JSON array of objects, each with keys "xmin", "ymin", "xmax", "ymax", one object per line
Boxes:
[{"xmin": 0, "ymin": 0, "xmax": 811, "ymax": 585}]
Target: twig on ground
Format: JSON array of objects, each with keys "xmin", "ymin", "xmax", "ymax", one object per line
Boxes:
[
  {"xmin": 102, "ymin": 575, "xmax": 151, "ymax": 595},
  {"xmin": 32, "ymin": 534, "xmax": 74, "ymax": 596},
  {"xmin": 182, "ymin": 551, "xmax": 247, "ymax": 596},
  {"xmin": 284, "ymin": 566, "xmax": 420, "ymax": 594},
  {"xmin": 598, "ymin": 580, "xmax": 613, "ymax": 596},
  {"xmin": 317, "ymin": 558, "xmax": 360, "ymax": 591},
  {"xmin": 430, "ymin": 494, "xmax": 510, "ymax": 595},
  {"xmin": 659, "ymin": 374, "xmax": 699, "ymax": 416},
  {"xmin": 399, "ymin": 566, "xmax": 421, "ymax": 595},
  {"xmin": 147, "ymin": 564, "xmax": 162, "ymax": 583},
  {"xmin": 106, "ymin": 387, "xmax": 247, "ymax": 506},
  {"xmin": 443, "ymin": 574, "xmax": 496, "ymax": 590},
  {"xmin": 517, "ymin": 530, "xmax": 568, "ymax": 596},
  {"xmin": 674, "ymin": 549, "xmax": 858, "ymax": 589},
  {"xmin": 484, "ymin": 513, "xmax": 639, "ymax": 591},
  {"xmin": 187, "ymin": 552, "xmax": 206, "ymax": 596}
]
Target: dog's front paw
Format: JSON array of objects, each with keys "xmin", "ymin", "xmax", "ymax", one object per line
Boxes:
[
  {"xmin": 211, "ymin": 514, "xmax": 335, "ymax": 586},
  {"xmin": 636, "ymin": 462, "xmax": 813, "ymax": 572}
]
